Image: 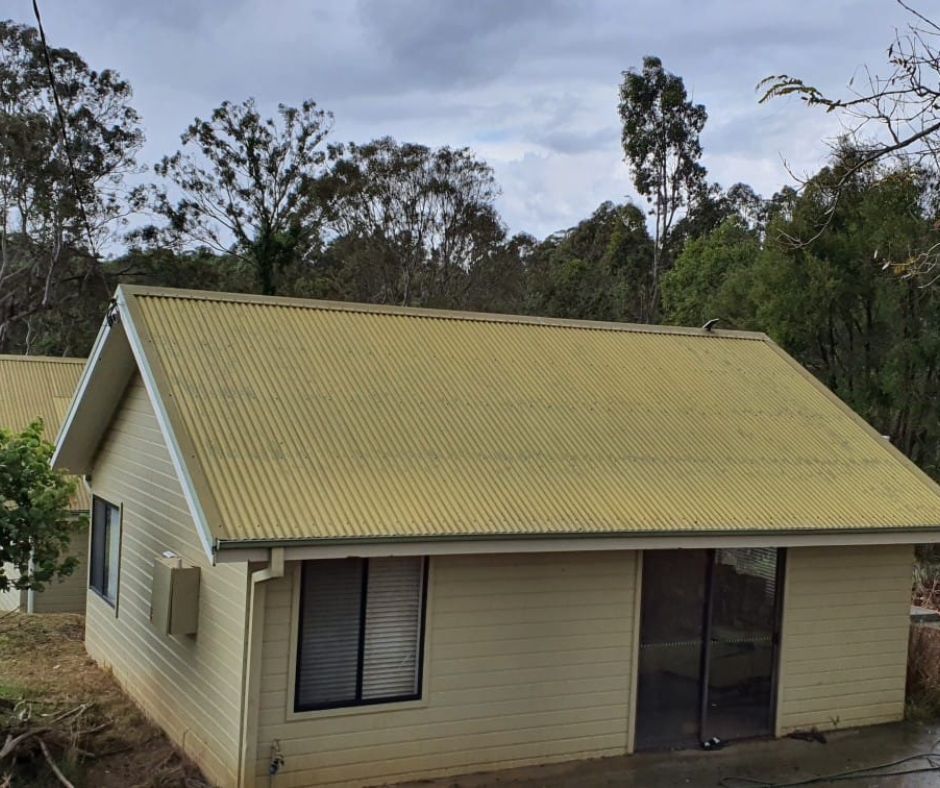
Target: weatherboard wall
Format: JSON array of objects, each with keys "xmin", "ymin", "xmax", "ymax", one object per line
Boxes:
[
  {"xmin": 775, "ymin": 544, "xmax": 913, "ymax": 734},
  {"xmin": 252, "ymin": 551, "xmax": 639, "ymax": 788},
  {"xmin": 30, "ymin": 528, "xmax": 89, "ymax": 613},
  {"xmin": 0, "ymin": 566, "xmax": 25, "ymax": 612},
  {"xmin": 83, "ymin": 376, "xmax": 249, "ymax": 787}
]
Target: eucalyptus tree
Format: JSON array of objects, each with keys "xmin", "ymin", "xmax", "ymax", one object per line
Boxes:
[
  {"xmin": 0, "ymin": 20, "xmax": 142, "ymax": 353},
  {"xmin": 324, "ymin": 137, "xmax": 506, "ymax": 307},
  {"xmin": 139, "ymin": 98, "xmax": 334, "ymax": 295},
  {"xmin": 619, "ymin": 55, "xmax": 707, "ymax": 320}
]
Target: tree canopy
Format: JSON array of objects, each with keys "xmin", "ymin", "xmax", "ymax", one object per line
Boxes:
[
  {"xmin": 0, "ymin": 420, "xmax": 83, "ymax": 593},
  {"xmin": 0, "ymin": 19, "xmax": 142, "ymax": 354}
]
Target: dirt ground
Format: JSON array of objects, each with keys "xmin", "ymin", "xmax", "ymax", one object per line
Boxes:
[{"xmin": 0, "ymin": 611, "xmax": 208, "ymax": 788}]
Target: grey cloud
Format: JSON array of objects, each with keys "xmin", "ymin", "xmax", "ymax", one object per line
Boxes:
[
  {"xmin": 8, "ymin": 0, "xmax": 918, "ymax": 240},
  {"xmin": 354, "ymin": 0, "xmax": 571, "ymax": 89}
]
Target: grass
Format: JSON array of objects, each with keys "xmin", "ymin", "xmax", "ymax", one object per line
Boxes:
[{"xmin": 0, "ymin": 611, "xmax": 208, "ymax": 787}]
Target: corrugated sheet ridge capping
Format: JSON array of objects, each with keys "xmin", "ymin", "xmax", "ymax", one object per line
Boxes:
[
  {"xmin": 122, "ymin": 288, "xmax": 940, "ymax": 544},
  {"xmin": 129, "ymin": 288, "xmax": 768, "ymax": 340}
]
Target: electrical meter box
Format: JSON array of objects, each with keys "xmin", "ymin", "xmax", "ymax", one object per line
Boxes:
[{"xmin": 150, "ymin": 555, "xmax": 200, "ymax": 636}]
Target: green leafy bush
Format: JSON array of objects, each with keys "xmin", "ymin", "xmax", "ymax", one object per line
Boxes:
[{"xmin": 0, "ymin": 420, "xmax": 85, "ymax": 593}]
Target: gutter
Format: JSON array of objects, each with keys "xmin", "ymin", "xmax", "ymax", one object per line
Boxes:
[
  {"xmin": 211, "ymin": 525, "xmax": 940, "ymax": 564},
  {"xmin": 215, "ymin": 523, "xmax": 940, "ymax": 550},
  {"xmin": 238, "ymin": 548, "xmax": 284, "ymax": 788}
]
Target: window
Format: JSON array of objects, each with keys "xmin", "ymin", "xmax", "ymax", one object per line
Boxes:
[
  {"xmin": 90, "ymin": 497, "xmax": 121, "ymax": 606},
  {"xmin": 295, "ymin": 556, "xmax": 427, "ymax": 712}
]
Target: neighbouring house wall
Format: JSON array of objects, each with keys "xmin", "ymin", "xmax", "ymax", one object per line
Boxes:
[
  {"xmin": 31, "ymin": 527, "xmax": 89, "ymax": 614},
  {"xmin": 254, "ymin": 551, "xmax": 639, "ymax": 788},
  {"xmin": 85, "ymin": 376, "xmax": 249, "ymax": 787},
  {"xmin": 776, "ymin": 544, "xmax": 914, "ymax": 734},
  {"xmin": 0, "ymin": 564, "xmax": 25, "ymax": 612}
]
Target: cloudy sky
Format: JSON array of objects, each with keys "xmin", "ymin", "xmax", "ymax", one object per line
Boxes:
[{"xmin": 10, "ymin": 0, "xmax": 916, "ymax": 239}]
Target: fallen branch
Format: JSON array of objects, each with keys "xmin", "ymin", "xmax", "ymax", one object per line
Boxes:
[
  {"xmin": 71, "ymin": 721, "xmax": 110, "ymax": 737},
  {"xmin": 0, "ymin": 727, "xmax": 52, "ymax": 760},
  {"xmin": 38, "ymin": 738, "xmax": 74, "ymax": 788},
  {"xmin": 45, "ymin": 704, "xmax": 89, "ymax": 724}
]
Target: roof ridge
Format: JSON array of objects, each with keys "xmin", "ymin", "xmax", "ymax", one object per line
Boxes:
[
  {"xmin": 0, "ymin": 354, "xmax": 86, "ymax": 364},
  {"xmin": 117, "ymin": 285, "xmax": 770, "ymax": 342}
]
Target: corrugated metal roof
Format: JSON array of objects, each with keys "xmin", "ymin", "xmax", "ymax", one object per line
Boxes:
[
  {"xmin": 122, "ymin": 287, "xmax": 940, "ymax": 544},
  {"xmin": 0, "ymin": 355, "xmax": 89, "ymax": 511}
]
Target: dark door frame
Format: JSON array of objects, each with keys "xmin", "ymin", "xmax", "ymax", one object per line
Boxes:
[{"xmin": 636, "ymin": 547, "xmax": 788, "ymax": 750}]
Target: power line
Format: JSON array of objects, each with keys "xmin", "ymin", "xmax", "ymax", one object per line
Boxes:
[{"xmin": 30, "ymin": 0, "xmax": 98, "ymax": 257}]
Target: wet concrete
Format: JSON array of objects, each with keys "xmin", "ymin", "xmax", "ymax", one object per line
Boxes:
[{"xmin": 403, "ymin": 722, "xmax": 940, "ymax": 787}]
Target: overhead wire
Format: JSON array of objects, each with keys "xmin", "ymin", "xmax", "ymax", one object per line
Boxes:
[{"xmin": 31, "ymin": 0, "xmax": 99, "ymax": 258}]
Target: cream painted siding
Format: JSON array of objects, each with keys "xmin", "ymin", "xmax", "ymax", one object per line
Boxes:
[
  {"xmin": 254, "ymin": 552, "xmax": 638, "ymax": 788},
  {"xmin": 86, "ymin": 376, "xmax": 249, "ymax": 787},
  {"xmin": 31, "ymin": 529, "xmax": 89, "ymax": 614},
  {"xmin": 0, "ymin": 565, "xmax": 25, "ymax": 611},
  {"xmin": 0, "ymin": 531, "xmax": 87, "ymax": 614},
  {"xmin": 776, "ymin": 544, "xmax": 913, "ymax": 734}
]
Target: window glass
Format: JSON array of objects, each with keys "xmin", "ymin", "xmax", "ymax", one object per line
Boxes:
[
  {"xmin": 295, "ymin": 556, "xmax": 426, "ymax": 711},
  {"xmin": 90, "ymin": 497, "xmax": 121, "ymax": 606},
  {"xmin": 361, "ymin": 557, "xmax": 424, "ymax": 700}
]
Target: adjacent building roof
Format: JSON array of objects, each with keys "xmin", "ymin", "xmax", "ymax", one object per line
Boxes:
[
  {"xmin": 0, "ymin": 355, "xmax": 89, "ymax": 510},
  {"xmin": 54, "ymin": 286, "xmax": 940, "ymax": 552}
]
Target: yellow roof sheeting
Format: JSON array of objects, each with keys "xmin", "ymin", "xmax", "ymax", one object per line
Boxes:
[
  {"xmin": 0, "ymin": 355, "xmax": 89, "ymax": 511},
  {"xmin": 122, "ymin": 287, "xmax": 940, "ymax": 544}
]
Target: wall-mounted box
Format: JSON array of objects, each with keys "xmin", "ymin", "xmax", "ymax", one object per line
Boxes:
[{"xmin": 150, "ymin": 556, "xmax": 200, "ymax": 636}]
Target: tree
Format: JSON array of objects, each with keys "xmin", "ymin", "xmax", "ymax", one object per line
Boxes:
[
  {"xmin": 139, "ymin": 98, "xmax": 333, "ymax": 295},
  {"xmin": 661, "ymin": 217, "xmax": 761, "ymax": 328},
  {"xmin": 0, "ymin": 420, "xmax": 82, "ymax": 594},
  {"xmin": 619, "ymin": 56, "xmax": 707, "ymax": 320},
  {"xmin": 525, "ymin": 201, "xmax": 654, "ymax": 322},
  {"xmin": 324, "ymin": 137, "xmax": 506, "ymax": 307},
  {"xmin": 758, "ymin": 1, "xmax": 940, "ymax": 282},
  {"xmin": 0, "ymin": 20, "xmax": 143, "ymax": 353}
]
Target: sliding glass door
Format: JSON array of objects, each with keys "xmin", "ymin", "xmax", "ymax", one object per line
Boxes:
[
  {"xmin": 635, "ymin": 548, "xmax": 784, "ymax": 750},
  {"xmin": 635, "ymin": 550, "xmax": 711, "ymax": 750},
  {"xmin": 703, "ymin": 548, "xmax": 782, "ymax": 741}
]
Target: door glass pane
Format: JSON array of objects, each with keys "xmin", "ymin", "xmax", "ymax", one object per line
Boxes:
[
  {"xmin": 704, "ymin": 548, "xmax": 780, "ymax": 741},
  {"xmin": 635, "ymin": 550, "xmax": 710, "ymax": 750}
]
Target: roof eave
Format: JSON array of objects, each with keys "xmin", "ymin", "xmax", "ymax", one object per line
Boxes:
[{"xmin": 212, "ymin": 524, "xmax": 940, "ymax": 563}]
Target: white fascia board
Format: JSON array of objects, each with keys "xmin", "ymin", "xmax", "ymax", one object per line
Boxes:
[
  {"xmin": 116, "ymin": 290, "xmax": 217, "ymax": 562},
  {"xmin": 213, "ymin": 527, "xmax": 940, "ymax": 563},
  {"xmin": 51, "ymin": 311, "xmax": 113, "ymax": 469}
]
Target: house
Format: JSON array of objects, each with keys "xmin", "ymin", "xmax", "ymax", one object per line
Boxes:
[
  {"xmin": 52, "ymin": 285, "xmax": 940, "ymax": 788},
  {"xmin": 0, "ymin": 355, "xmax": 89, "ymax": 614}
]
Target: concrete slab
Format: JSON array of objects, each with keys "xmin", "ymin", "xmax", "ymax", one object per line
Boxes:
[{"xmin": 401, "ymin": 723, "xmax": 940, "ymax": 787}]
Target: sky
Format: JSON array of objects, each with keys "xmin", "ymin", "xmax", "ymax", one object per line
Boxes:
[{"xmin": 9, "ymin": 0, "xmax": 918, "ymax": 240}]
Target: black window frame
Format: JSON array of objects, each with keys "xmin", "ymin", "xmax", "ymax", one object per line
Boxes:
[
  {"xmin": 294, "ymin": 556, "xmax": 429, "ymax": 713},
  {"xmin": 89, "ymin": 496, "xmax": 122, "ymax": 608}
]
